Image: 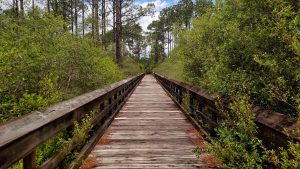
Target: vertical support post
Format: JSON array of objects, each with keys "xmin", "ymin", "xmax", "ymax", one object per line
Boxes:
[
  {"xmin": 23, "ymin": 150, "xmax": 36, "ymax": 169},
  {"xmin": 189, "ymin": 91, "xmax": 194, "ymax": 114},
  {"xmin": 179, "ymin": 87, "xmax": 183, "ymax": 105}
]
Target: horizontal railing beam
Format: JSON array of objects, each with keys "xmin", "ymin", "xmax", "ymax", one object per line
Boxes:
[
  {"xmin": 0, "ymin": 74, "xmax": 144, "ymax": 169},
  {"xmin": 153, "ymin": 73, "xmax": 299, "ymax": 148}
]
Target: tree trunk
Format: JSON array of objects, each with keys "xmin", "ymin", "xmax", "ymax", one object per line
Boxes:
[
  {"xmin": 185, "ymin": 20, "xmax": 189, "ymax": 29},
  {"xmin": 71, "ymin": 0, "xmax": 74, "ymax": 34},
  {"xmin": 170, "ymin": 33, "xmax": 172, "ymax": 51},
  {"xmin": 54, "ymin": 0, "xmax": 58, "ymax": 16},
  {"xmin": 155, "ymin": 39, "xmax": 159, "ymax": 64},
  {"xmin": 102, "ymin": 0, "xmax": 106, "ymax": 49},
  {"xmin": 92, "ymin": 0, "xmax": 95, "ymax": 37},
  {"xmin": 32, "ymin": 0, "xmax": 34, "ymax": 14},
  {"xmin": 82, "ymin": 0, "xmax": 85, "ymax": 36},
  {"xmin": 15, "ymin": 0, "xmax": 19, "ymax": 16},
  {"xmin": 113, "ymin": 0, "xmax": 116, "ymax": 45},
  {"xmin": 94, "ymin": 0, "xmax": 100, "ymax": 45},
  {"xmin": 75, "ymin": 0, "xmax": 78, "ymax": 35},
  {"xmin": 167, "ymin": 30, "xmax": 170, "ymax": 56},
  {"xmin": 115, "ymin": 0, "xmax": 122, "ymax": 65},
  {"xmin": 47, "ymin": 0, "xmax": 50, "ymax": 12},
  {"xmin": 20, "ymin": 0, "xmax": 24, "ymax": 15},
  {"xmin": 13, "ymin": 0, "xmax": 15, "ymax": 13},
  {"xmin": 172, "ymin": 34, "xmax": 174, "ymax": 50},
  {"xmin": 62, "ymin": 1, "xmax": 68, "ymax": 27}
]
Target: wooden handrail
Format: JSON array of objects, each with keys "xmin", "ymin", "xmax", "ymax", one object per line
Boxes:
[
  {"xmin": 153, "ymin": 73, "xmax": 299, "ymax": 148},
  {"xmin": 0, "ymin": 74, "xmax": 144, "ymax": 169}
]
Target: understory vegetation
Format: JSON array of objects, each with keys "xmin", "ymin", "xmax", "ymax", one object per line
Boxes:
[
  {"xmin": 11, "ymin": 112, "xmax": 95, "ymax": 169},
  {"xmin": 0, "ymin": 10, "xmax": 124, "ymax": 122},
  {"xmin": 1, "ymin": 0, "xmax": 300, "ymax": 168},
  {"xmin": 156, "ymin": 0, "xmax": 300, "ymax": 117},
  {"xmin": 153, "ymin": 0, "xmax": 300, "ymax": 168},
  {"xmin": 0, "ymin": 1, "xmax": 145, "ymax": 167},
  {"xmin": 0, "ymin": 8, "xmax": 146, "ymax": 123}
]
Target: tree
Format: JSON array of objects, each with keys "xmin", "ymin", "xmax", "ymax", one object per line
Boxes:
[
  {"xmin": 113, "ymin": 0, "xmax": 154, "ymax": 65},
  {"xmin": 92, "ymin": 0, "xmax": 100, "ymax": 44},
  {"xmin": 47, "ymin": 0, "xmax": 50, "ymax": 12},
  {"xmin": 82, "ymin": 0, "xmax": 85, "ymax": 36},
  {"xmin": 74, "ymin": 0, "xmax": 78, "ymax": 35},
  {"xmin": 0, "ymin": 5, "xmax": 124, "ymax": 123},
  {"xmin": 177, "ymin": 0, "xmax": 194, "ymax": 29},
  {"xmin": 101, "ymin": 0, "xmax": 106, "ymax": 48},
  {"xmin": 71, "ymin": 0, "xmax": 74, "ymax": 34},
  {"xmin": 115, "ymin": 0, "xmax": 122, "ymax": 64},
  {"xmin": 20, "ymin": 0, "xmax": 23, "ymax": 15},
  {"xmin": 154, "ymin": 0, "xmax": 300, "ymax": 166},
  {"xmin": 123, "ymin": 23, "xmax": 146, "ymax": 58},
  {"xmin": 15, "ymin": 0, "xmax": 19, "ymax": 16},
  {"xmin": 194, "ymin": 0, "xmax": 213, "ymax": 17},
  {"xmin": 148, "ymin": 20, "xmax": 166, "ymax": 64},
  {"xmin": 159, "ymin": 7, "xmax": 176, "ymax": 55}
]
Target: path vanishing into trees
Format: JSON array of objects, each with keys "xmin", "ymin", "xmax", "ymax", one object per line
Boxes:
[
  {"xmin": 82, "ymin": 75, "xmax": 209, "ymax": 169},
  {"xmin": 0, "ymin": 74, "xmax": 297, "ymax": 169}
]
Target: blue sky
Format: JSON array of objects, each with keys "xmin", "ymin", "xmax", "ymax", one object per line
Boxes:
[
  {"xmin": 137, "ymin": 0, "xmax": 179, "ymax": 6},
  {"xmin": 136, "ymin": 0, "xmax": 215, "ymax": 31},
  {"xmin": 137, "ymin": 0, "xmax": 179, "ymax": 31}
]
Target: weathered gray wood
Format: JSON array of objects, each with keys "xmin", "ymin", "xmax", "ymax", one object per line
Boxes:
[
  {"xmin": 154, "ymin": 73, "xmax": 299, "ymax": 148},
  {"xmin": 23, "ymin": 150, "xmax": 36, "ymax": 169},
  {"xmin": 81, "ymin": 75, "xmax": 210, "ymax": 169},
  {"xmin": 68, "ymin": 77, "xmax": 142, "ymax": 169},
  {"xmin": 0, "ymin": 74, "xmax": 144, "ymax": 169}
]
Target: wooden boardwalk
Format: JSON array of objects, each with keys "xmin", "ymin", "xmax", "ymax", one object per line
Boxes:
[{"xmin": 81, "ymin": 75, "xmax": 210, "ymax": 169}]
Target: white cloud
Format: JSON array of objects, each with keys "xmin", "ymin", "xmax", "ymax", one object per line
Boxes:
[
  {"xmin": 138, "ymin": 11, "xmax": 159, "ymax": 31},
  {"xmin": 137, "ymin": 0, "xmax": 169, "ymax": 32},
  {"xmin": 139, "ymin": 0, "xmax": 168, "ymax": 10}
]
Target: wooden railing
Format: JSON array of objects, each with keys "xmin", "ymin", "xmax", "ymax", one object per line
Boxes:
[
  {"xmin": 0, "ymin": 74, "xmax": 144, "ymax": 169},
  {"xmin": 154, "ymin": 73, "xmax": 299, "ymax": 148}
]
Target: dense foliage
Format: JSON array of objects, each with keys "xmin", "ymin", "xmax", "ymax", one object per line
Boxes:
[
  {"xmin": 157, "ymin": 0, "xmax": 300, "ymax": 117},
  {"xmin": 153, "ymin": 47, "xmax": 186, "ymax": 82},
  {"xmin": 206, "ymin": 98, "xmax": 268, "ymax": 168},
  {"xmin": 1, "ymin": 0, "xmax": 300, "ymax": 168},
  {"xmin": 0, "ymin": 10, "xmax": 125, "ymax": 122},
  {"xmin": 0, "ymin": 0, "xmax": 146, "ymax": 168},
  {"xmin": 154, "ymin": 0, "xmax": 300, "ymax": 168},
  {"xmin": 0, "ymin": 2, "xmax": 145, "ymax": 168}
]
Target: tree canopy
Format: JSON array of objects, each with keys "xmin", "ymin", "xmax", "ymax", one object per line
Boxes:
[{"xmin": 154, "ymin": 0, "xmax": 300, "ymax": 167}]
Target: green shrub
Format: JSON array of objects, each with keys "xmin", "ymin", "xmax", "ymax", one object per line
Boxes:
[
  {"xmin": 205, "ymin": 97, "xmax": 268, "ymax": 169},
  {"xmin": 155, "ymin": 0, "xmax": 300, "ymax": 167},
  {"xmin": 59, "ymin": 112, "xmax": 94, "ymax": 168},
  {"xmin": 266, "ymin": 111, "xmax": 300, "ymax": 169},
  {"xmin": 0, "ymin": 11, "xmax": 123, "ymax": 122},
  {"xmin": 267, "ymin": 142, "xmax": 300, "ymax": 169},
  {"xmin": 153, "ymin": 48, "xmax": 186, "ymax": 82},
  {"xmin": 158, "ymin": 0, "xmax": 300, "ymax": 116},
  {"xmin": 120, "ymin": 57, "xmax": 143, "ymax": 77}
]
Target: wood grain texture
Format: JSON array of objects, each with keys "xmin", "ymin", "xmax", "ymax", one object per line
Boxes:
[
  {"xmin": 0, "ymin": 75, "xmax": 143, "ymax": 169},
  {"xmin": 81, "ymin": 75, "xmax": 211, "ymax": 169}
]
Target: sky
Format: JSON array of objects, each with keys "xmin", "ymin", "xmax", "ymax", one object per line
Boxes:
[
  {"xmin": 134, "ymin": 0, "xmax": 180, "ymax": 56},
  {"xmin": 136, "ymin": 0, "xmax": 179, "ymax": 31},
  {"xmin": 0, "ymin": 0, "xmax": 178, "ymax": 32}
]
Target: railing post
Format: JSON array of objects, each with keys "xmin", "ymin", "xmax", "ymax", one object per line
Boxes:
[
  {"xmin": 23, "ymin": 149, "xmax": 36, "ymax": 169},
  {"xmin": 189, "ymin": 92, "xmax": 195, "ymax": 114},
  {"xmin": 179, "ymin": 87, "xmax": 183, "ymax": 105}
]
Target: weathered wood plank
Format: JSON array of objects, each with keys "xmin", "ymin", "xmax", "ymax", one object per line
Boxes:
[
  {"xmin": 94, "ymin": 163, "xmax": 206, "ymax": 169},
  {"xmin": 0, "ymin": 75, "xmax": 144, "ymax": 169},
  {"xmin": 81, "ymin": 75, "xmax": 210, "ymax": 169}
]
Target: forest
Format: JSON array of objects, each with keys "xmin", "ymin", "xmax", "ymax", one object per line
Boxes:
[
  {"xmin": 0, "ymin": 0, "xmax": 300, "ymax": 168},
  {"xmin": 153, "ymin": 0, "xmax": 300, "ymax": 168}
]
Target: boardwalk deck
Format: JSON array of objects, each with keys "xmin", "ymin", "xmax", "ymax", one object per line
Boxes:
[{"xmin": 81, "ymin": 75, "xmax": 210, "ymax": 169}]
